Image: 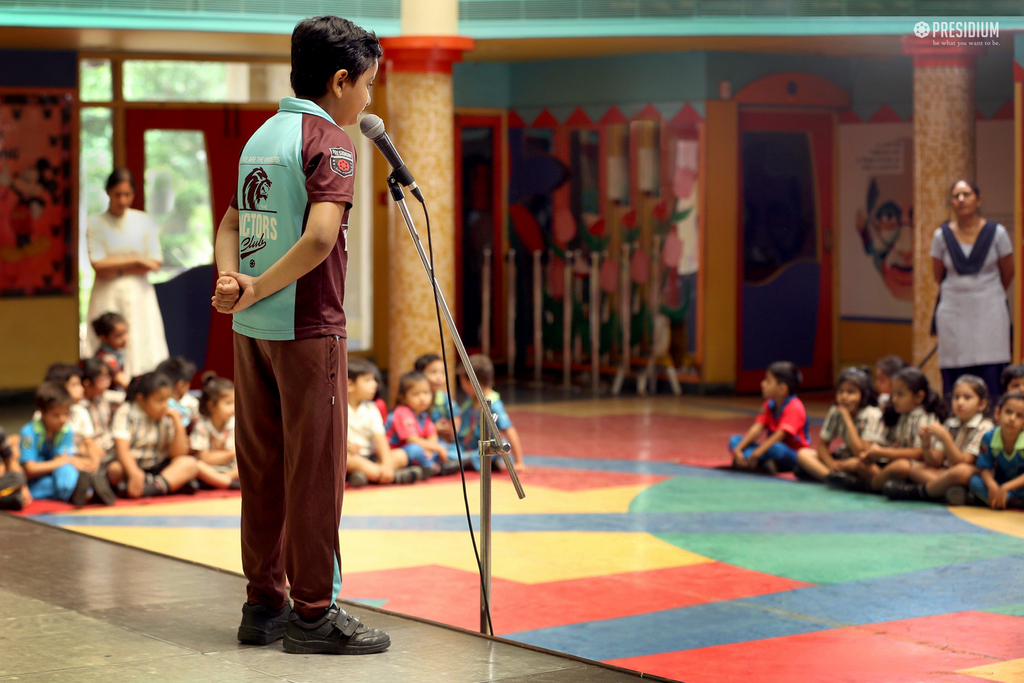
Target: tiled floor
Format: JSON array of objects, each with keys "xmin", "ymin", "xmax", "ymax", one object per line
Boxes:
[{"xmin": 9, "ymin": 391, "xmax": 1024, "ymax": 682}]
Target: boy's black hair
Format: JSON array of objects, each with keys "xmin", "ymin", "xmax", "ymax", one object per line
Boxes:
[
  {"xmin": 155, "ymin": 357, "xmax": 198, "ymax": 385},
  {"xmin": 997, "ymin": 391, "xmax": 1024, "ymax": 411},
  {"xmin": 347, "ymin": 356, "xmax": 378, "ymax": 382},
  {"xmin": 35, "ymin": 381, "xmax": 73, "ymax": 413},
  {"xmin": 835, "ymin": 366, "xmax": 876, "ymax": 411},
  {"xmin": 874, "ymin": 354, "xmax": 907, "ymax": 379},
  {"xmin": 458, "ymin": 354, "xmax": 495, "ymax": 387},
  {"xmin": 414, "ymin": 353, "xmax": 442, "ymax": 373},
  {"xmin": 81, "ymin": 357, "xmax": 111, "ymax": 383},
  {"xmin": 198, "ymin": 372, "xmax": 234, "ymax": 418},
  {"xmin": 394, "ymin": 371, "xmax": 430, "ymax": 405},
  {"xmin": 0, "ymin": 426, "xmax": 12, "ymax": 464},
  {"xmin": 766, "ymin": 361, "xmax": 801, "ymax": 395},
  {"xmin": 952, "ymin": 374, "xmax": 991, "ymax": 416},
  {"xmin": 125, "ymin": 372, "xmax": 173, "ymax": 401},
  {"xmin": 290, "ymin": 16, "xmax": 382, "ymax": 99},
  {"xmin": 91, "ymin": 311, "xmax": 126, "ymax": 338},
  {"xmin": 883, "ymin": 366, "xmax": 949, "ymax": 427},
  {"xmin": 1000, "ymin": 364, "xmax": 1024, "ymax": 393},
  {"xmin": 44, "ymin": 362, "xmax": 82, "ymax": 386}
]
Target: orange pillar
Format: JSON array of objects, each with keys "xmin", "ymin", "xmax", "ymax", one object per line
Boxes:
[
  {"xmin": 380, "ymin": 35, "xmax": 473, "ymax": 401},
  {"xmin": 902, "ymin": 37, "xmax": 984, "ymax": 388}
]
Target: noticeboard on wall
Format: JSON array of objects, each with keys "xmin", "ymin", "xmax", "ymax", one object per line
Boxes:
[{"xmin": 0, "ymin": 89, "xmax": 75, "ymax": 297}]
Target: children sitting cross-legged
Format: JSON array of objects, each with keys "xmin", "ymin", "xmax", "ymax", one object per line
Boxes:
[
  {"xmin": 156, "ymin": 357, "xmax": 200, "ymax": 428},
  {"xmin": 105, "ymin": 372, "xmax": 199, "ymax": 498},
  {"xmin": 347, "ymin": 358, "xmax": 424, "ymax": 486},
  {"xmin": 456, "ymin": 354, "xmax": 527, "ymax": 473},
  {"xmin": 0, "ymin": 425, "xmax": 31, "ymax": 510},
  {"xmin": 966, "ymin": 391, "xmax": 1024, "ymax": 509},
  {"xmin": 729, "ymin": 361, "xmax": 809, "ymax": 475},
  {"xmin": 386, "ymin": 370, "xmax": 454, "ymax": 477},
  {"xmin": 828, "ymin": 366, "xmax": 947, "ymax": 492},
  {"xmin": 415, "ymin": 353, "xmax": 462, "ymax": 467},
  {"xmin": 795, "ymin": 367, "xmax": 885, "ymax": 481},
  {"xmin": 20, "ymin": 382, "xmax": 115, "ymax": 506},
  {"xmin": 190, "ymin": 373, "xmax": 239, "ymax": 490},
  {"xmin": 883, "ymin": 374, "xmax": 995, "ymax": 502}
]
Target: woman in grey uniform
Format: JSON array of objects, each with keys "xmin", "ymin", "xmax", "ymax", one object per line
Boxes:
[{"xmin": 931, "ymin": 179, "xmax": 1014, "ymax": 400}]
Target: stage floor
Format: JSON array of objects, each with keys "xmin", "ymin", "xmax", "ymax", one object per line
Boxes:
[
  {"xmin": 8, "ymin": 392, "xmax": 1024, "ymax": 682},
  {"xmin": 0, "ymin": 513, "xmax": 664, "ymax": 682}
]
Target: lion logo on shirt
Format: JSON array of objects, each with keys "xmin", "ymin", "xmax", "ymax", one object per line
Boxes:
[{"xmin": 241, "ymin": 167, "xmax": 272, "ymax": 211}]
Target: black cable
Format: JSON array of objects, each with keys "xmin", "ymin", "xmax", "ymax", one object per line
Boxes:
[{"xmin": 416, "ymin": 194, "xmax": 495, "ymax": 636}]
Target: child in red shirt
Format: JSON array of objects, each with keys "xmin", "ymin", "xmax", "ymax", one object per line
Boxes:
[
  {"xmin": 729, "ymin": 361, "xmax": 809, "ymax": 474},
  {"xmin": 386, "ymin": 371, "xmax": 448, "ymax": 475}
]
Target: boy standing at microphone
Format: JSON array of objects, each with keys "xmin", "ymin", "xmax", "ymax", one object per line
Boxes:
[{"xmin": 213, "ymin": 15, "xmax": 389, "ymax": 655}]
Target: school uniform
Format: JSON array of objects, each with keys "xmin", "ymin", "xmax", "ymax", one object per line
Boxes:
[
  {"xmin": 818, "ymin": 405, "xmax": 885, "ymax": 458},
  {"xmin": 386, "ymin": 405, "xmax": 438, "ymax": 467},
  {"xmin": 82, "ymin": 395, "xmax": 114, "ymax": 455},
  {"xmin": 18, "ymin": 419, "xmax": 76, "ymax": 501},
  {"xmin": 932, "ymin": 413, "xmax": 994, "ymax": 465},
  {"xmin": 110, "ymin": 402, "xmax": 176, "ymax": 473},
  {"xmin": 190, "ymin": 416, "xmax": 236, "ymax": 473},
  {"xmin": 969, "ymin": 428, "xmax": 1024, "ymax": 504},
  {"xmin": 729, "ymin": 396, "xmax": 810, "ymax": 471},
  {"xmin": 458, "ymin": 390, "xmax": 514, "ymax": 471},
  {"xmin": 887, "ymin": 406, "xmax": 938, "ymax": 449},
  {"xmin": 431, "ymin": 390, "xmax": 462, "ymax": 460},
  {"xmin": 348, "ymin": 401, "xmax": 385, "ymax": 459},
  {"xmin": 230, "ymin": 96, "xmax": 355, "ymax": 620}
]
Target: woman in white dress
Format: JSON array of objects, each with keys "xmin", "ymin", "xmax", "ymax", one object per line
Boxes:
[{"xmin": 85, "ymin": 169, "xmax": 169, "ymax": 377}]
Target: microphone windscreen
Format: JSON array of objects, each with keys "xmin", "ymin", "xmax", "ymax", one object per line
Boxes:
[{"xmin": 359, "ymin": 115, "xmax": 385, "ymax": 140}]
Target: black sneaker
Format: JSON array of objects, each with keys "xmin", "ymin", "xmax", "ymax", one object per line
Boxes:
[
  {"xmin": 347, "ymin": 471, "xmax": 369, "ymax": 488},
  {"xmin": 91, "ymin": 471, "xmax": 117, "ymax": 506},
  {"xmin": 71, "ymin": 470, "xmax": 92, "ymax": 507},
  {"xmin": 944, "ymin": 485, "xmax": 974, "ymax": 506},
  {"xmin": 283, "ymin": 605, "xmax": 390, "ymax": 655},
  {"xmin": 0, "ymin": 490, "xmax": 24, "ymax": 511},
  {"xmin": 883, "ymin": 480, "xmax": 928, "ymax": 501},
  {"xmin": 237, "ymin": 602, "xmax": 291, "ymax": 645},
  {"xmin": 392, "ymin": 468, "xmax": 417, "ymax": 485},
  {"xmin": 439, "ymin": 459, "xmax": 463, "ymax": 476},
  {"xmin": 825, "ymin": 471, "xmax": 870, "ymax": 492}
]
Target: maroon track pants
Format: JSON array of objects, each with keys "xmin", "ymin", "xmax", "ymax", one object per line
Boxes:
[{"xmin": 233, "ymin": 332, "xmax": 347, "ymax": 619}]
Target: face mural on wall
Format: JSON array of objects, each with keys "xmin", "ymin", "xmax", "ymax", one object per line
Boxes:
[{"xmin": 855, "ymin": 139, "xmax": 914, "ymax": 302}]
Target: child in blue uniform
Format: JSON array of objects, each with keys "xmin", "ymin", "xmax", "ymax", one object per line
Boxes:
[
  {"xmin": 456, "ymin": 354, "xmax": 527, "ymax": 473},
  {"xmin": 969, "ymin": 392, "xmax": 1024, "ymax": 509}
]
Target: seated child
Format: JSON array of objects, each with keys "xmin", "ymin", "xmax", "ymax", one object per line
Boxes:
[
  {"xmin": 81, "ymin": 358, "xmax": 115, "ymax": 459},
  {"xmin": 456, "ymin": 354, "xmax": 527, "ymax": 473},
  {"xmin": 831, "ymin": 366, "xmax": 946, "ymax": 492},
  {"xmin": 347, "ymin": 357, "xmax": 421, "ymax": 486},
  {"xmin": 415, "ymin": 353, "xmax": 462, "ymax": 467},
  {"xmin": 19, "ymin": 382, "xmax": 115, "ymax": 506},
  {"xmin": 92, "ymin": 312, "xmax": 130, "ymax": 390},
  {"xmin": 1000, "ymin": 364, "xmax": 1024, "ymax": 399},
  {"xmin": 874, "ymin": 355, "xmax": 907, "ymax": 409},
  {"xmin": 796, "ymin": 367, "xmax": 884, "ymax": 481},
  {"xmin": 729, "ymin": 361, "xmax": 809, "ymax": 474},
  {"xmin": 105, "ymin": 372, "xmax": 198, "ymax": 498},
  {"xmin": 190, "ymin": 373, "xmax": 239, "ymax": 489},
  {"xmin": 42, "ymin": 363, "xmax": 102, "ymax": 465},
  {"xmin": 884, "ymin": 374, "xmax": 994, "ymax": 502},
  {"xmin": 156, "ymin": 357, "xmax": 200, "ymax": 428},
  {"xmin": 966, "ymin": 391, "xmax": 1024, "ymax": 509},
  {"xmin": 386, "ymin": 371, "xmax": 450, "ymax": 476},
  {"xmin": 0, "ymin": 426, "xmax": 31, "ymax": 510}
]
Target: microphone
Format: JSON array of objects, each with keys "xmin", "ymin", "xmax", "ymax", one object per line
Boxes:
[{"xmin": 359, "ymin": 115, "xmax": 423, "ymax": 202}]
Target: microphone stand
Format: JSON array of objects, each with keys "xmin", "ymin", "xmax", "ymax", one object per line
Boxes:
[{"xmin": 385, "ymin": 175, "xmax": 526, "ymax": 636}]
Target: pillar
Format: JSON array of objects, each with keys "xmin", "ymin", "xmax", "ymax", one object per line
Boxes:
[
  {"xmin": 902, "ymin": 37, "xmax": 985, "ymax": 389},
  {"xmin": 382, "ymin": 1, "xmax": 473, "ymax": 401}
]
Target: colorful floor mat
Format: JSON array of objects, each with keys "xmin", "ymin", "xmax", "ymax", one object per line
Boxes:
[{"xmin": 21, "ymin": 396, "xmax": 1024, "ymax": 682}]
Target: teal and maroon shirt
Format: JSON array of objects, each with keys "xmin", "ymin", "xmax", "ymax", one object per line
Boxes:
[{"xmin": 230, "ymin": 97, "xmax": 355, "ymax": 341}]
